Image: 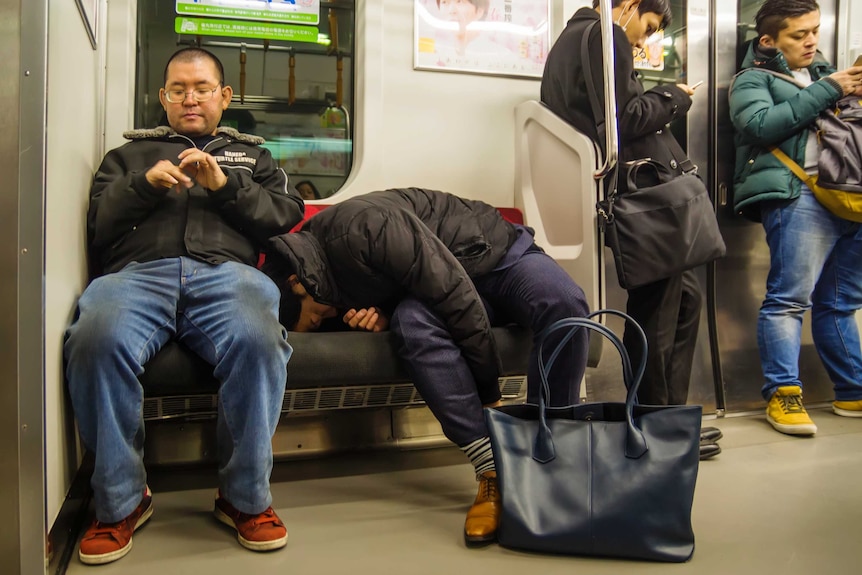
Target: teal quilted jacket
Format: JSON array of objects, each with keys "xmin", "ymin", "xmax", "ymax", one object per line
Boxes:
[{"xmin": 729, "ymin": 41, "xmax": 842, "ymax": 217}]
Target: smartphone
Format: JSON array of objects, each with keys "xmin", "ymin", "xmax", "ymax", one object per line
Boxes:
[
  {"xmin": 690, "ymin": 80, "xmax": 705, "ymax": 90},
  {"xmin": 855, "ymin": 54, "xmax": 862, "ymax": 67}
]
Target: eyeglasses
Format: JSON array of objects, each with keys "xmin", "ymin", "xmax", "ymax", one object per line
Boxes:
[{"xmin": 163, "ymin": 85, "xmax": 221, "ymax": 104}]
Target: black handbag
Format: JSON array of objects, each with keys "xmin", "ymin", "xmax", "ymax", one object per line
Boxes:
[
  {"xmin": 484, "ymin": 310, "xmax": 701, "ymax": 562},
  {"xmin": 580, "ymin": 21, "xmax": 725, "ymax": 290},
  {"xmin": 599, "ymin": 161, "xmax": 727, "ymax": 289}
]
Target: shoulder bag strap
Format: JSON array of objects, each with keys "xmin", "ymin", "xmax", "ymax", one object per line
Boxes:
[
  {"xmin": 581, "ymin": 20, "xmax": 621, "ymax": 211},
  {"xmin": 580, "ymin": 20, "xmax": 606, "ymax": 148},
  {"xmin": 769, "ymin": 146, "xmax": 819, "ymax": 189}
]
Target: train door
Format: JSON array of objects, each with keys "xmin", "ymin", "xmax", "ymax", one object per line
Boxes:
[
  {"xmin": 589, "ymin": 0, "xmax": 852, "ymax": 414},
  {"xmin": 708, "ymin": 0, "xmax": 849, "ymax": 413},
  {"xmin": 589, "ymin": 0, "xmax": 718, "ymax": 410}
]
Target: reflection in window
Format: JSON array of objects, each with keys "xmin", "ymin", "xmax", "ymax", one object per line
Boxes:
[
  {"xmin": 634, "ymin": 1, "xmax": 687, "ymax": 147},
  {"xmin": 635, "ymin": 0, "xmax": 687, "ymax": 89},
  {"xmin": 135, "ymin": 0, "xmax": 355, "ymax": 199}
]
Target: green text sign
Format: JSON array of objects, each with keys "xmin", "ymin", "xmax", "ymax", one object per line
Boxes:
[
  {"xmin": 176, "ymin": 1, "xmax": 319, "ymax": 25},
  {"xmin": 175, "ymin": 17, "xmax": 319, "ymax": 42}
]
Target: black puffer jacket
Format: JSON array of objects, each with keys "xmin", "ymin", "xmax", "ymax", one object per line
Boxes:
[
  {"xmin": 89, "ymin": 126, "xmax": 304, "ymax": 275},
  {"xmin": 267, "ymin": 188, "xmax": 518, "ymax": 395}
]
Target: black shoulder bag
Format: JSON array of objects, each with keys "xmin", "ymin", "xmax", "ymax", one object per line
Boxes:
[{"xmin": 581, "ymin": 21, "xmax": 726, "ymax": 289}]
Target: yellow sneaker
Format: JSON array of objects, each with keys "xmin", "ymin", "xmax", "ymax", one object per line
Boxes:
[
  {"xmin": 766, "ymin": 386, "xmax": 817, "ymax": 435},
  {"xmin": 832, "ymin": 399, "xmax": 862, "ymax": 418}
]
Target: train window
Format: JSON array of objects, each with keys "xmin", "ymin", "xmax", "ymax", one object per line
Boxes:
[
  {"xmin": 134, "ymin": 0, "xmax": 355, "ymax": 199},
  {"xmin": 633, "ymin": 0, "xmax": 687, "ymax": 148},
  {"xmin": 632, "ymin": 1, "xmax": 686, "ymax": 88}
]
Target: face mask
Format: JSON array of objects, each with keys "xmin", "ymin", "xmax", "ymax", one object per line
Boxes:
[{"xmin": 615, "ymin": 3, "xmax": 637, "ymax": 31}]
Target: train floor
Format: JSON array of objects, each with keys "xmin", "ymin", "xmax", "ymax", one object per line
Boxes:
[{"xmin": 65, "ymin": 406, "xmax": 861, "ymax": 575}]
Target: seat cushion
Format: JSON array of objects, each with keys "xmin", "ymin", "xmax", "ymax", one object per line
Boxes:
[{"xmin": 139, "ymin": 326, "xmax": 533, "ymax": 397}]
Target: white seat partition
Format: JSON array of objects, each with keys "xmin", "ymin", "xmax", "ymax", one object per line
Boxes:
[{"xmin": 514, "ymin": 100, "xmax": 605, "ymax": 367}]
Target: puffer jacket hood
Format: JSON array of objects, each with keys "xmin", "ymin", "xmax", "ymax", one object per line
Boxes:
[{"xmin": 268, "ymin": 233, "xmax": 340, "ymax": 306}]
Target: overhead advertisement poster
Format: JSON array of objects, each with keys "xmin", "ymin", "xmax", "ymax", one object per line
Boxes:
[
  {"xmin": 175, "ymin": 0, "xmax": 320, "ymax": 43},
  {"xmin": 176, "ymin": 0, "xmax": 321, "ymax": 25},
  {"xmin": 633, "ymin": 29, "xmax": 665, "ymax": 71},
  {"xmin": 414, "ymin": 0, "xmax": 551, "ymax": 79}
]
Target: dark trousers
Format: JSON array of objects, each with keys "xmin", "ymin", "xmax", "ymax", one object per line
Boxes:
[
  {"xmin": 390, "ymin": 246, "xmax": 590, "ymax": 446},
  {"xmin": 623, "ymin": 269, "xmax": 702, "ymax": 405}
]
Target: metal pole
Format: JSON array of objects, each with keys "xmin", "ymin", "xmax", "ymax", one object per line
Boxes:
[{"xmin": 595, "ymin": 0, "xmax": 619, "ymax": 179}]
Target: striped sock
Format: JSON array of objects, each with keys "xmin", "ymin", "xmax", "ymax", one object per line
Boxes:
[{"xmin": 460, "ymin": 436, "xmax": 495, "ymax": 478}]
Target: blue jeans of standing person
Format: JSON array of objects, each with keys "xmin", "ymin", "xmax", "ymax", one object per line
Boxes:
[
  {"xmin": 390, "ymin": 236, "xmax": 590, "ymax": 447},
  {"xmin": 759, "ymin": 185, "xmax": 862, "ymax": 402},
  {"xmin": 65, "ymin": 257, "xmax": 291, "ymax": 523}
]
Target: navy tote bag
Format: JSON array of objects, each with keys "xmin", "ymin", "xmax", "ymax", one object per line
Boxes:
[{"xmin": 484, "ymin": 311, "xmax": 701, "ymax": 562}]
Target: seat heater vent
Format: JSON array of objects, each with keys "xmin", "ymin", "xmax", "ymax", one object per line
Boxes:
[
  {"xmin": 500, "ymin": 376, "xmax": 527, "ymax": 398},
  {"xmin": 318, "ymin": 388, "xmax": 344, "ymax": 410},
  {"xmin": 143, "ymin": 395, "xmax": 219, "ymax": 421},
  {"xmin": 142, "ymin": 377, "xmax": 527, "ymax": 421}
]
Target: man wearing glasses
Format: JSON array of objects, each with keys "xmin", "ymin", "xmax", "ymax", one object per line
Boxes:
[{"xmin": 64, "ymin": 48, "xmax": 304, "ymax": 565}]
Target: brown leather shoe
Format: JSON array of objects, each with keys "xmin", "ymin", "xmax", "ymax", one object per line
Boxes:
[{"xmin": 464, "ymin": 471, "xmax": 500, "ymax": 546}]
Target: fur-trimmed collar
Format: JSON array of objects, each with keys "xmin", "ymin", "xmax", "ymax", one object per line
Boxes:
[{"xmin": 122, "ymin": 125, "xmax": 265, "ymax": 145}]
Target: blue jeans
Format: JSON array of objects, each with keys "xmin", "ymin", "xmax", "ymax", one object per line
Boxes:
[
  {"xmin": 759, "ymin": 186, "xmax": 862, "ymax": 402},
  {"xmin": 64, "ymin": 258, "xmax": 291, "ymax": 522},
  {"xmin": 390, "ymin": 243, "xmax": 589, "ymax": 446}
]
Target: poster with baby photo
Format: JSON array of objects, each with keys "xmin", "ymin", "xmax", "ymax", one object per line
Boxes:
[{"xmin": 414, "ymin": 0, "xmax": 551, "ymax": 78}]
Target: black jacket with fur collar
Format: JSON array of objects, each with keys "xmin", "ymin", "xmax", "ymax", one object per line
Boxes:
[
  {"xmin": 267, "ymin": 188, "xmax": 518, "ymax": 396},
  {"xmin": 89, "ymin": 126, "xmax": 304, "ymax": 275}
]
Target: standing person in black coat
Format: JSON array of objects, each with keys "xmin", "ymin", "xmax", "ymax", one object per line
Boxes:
[
  {"xmin": 266, "ymin": 187, "xmax": 590, "ymax": 546},
  {"xmin": 540, "ymin": 0, "xmax": 720, "ymax": 458}
]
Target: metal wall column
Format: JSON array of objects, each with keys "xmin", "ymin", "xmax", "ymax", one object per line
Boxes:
[{"xmin": 0, "ymin": 0, "xmax": 48, "ymax": 573}]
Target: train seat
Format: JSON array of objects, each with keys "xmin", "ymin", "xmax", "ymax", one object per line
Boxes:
[
  {"xmin": 136, "ymin": 114, "xmax": 605, "ymax": 459},
  {"xmin": 138, "ymin": 205, "xmax": 532, "ymax": 422}
]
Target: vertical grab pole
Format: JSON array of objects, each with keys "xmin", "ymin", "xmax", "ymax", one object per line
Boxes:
[
  {"xmin": 288, "ymin": 48, "xmax": 296, "ymax": 106},
  {"xmin": 239, "ymin": 43, "xmax": 247, "ymax": 104},
  {"xmin": 595, "ymin": 0, "xmax": 619, "ymax": 180}
]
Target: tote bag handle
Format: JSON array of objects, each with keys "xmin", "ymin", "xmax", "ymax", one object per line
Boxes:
[{"xmin": 534, "ymin": 310, "xmax": 649, "ymax": 461}]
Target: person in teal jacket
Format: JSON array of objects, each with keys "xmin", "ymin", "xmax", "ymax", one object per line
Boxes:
[{"xmin": 729, "ymin": 0, "xmax": 862, "ymax": 436}]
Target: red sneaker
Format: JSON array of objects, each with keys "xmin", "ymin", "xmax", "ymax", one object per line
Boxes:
[
  {"xmin": 79, "ymin": 486, "xmax": 153, "ymax": 565},
  {"xmin": 213, "ymin": 492, "xmax": 288, "ymax": 551}
]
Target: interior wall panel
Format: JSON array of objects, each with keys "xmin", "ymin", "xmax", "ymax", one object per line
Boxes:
[
  {"xmin": 44, "ymin": 0, "xmax": 106, "ymax": 529},
  {"xmin": 0, "ymin": 0, "xmax": 23, "ymax": 565},
  {"xmin": 3, "ymin": 0, "xmax": 48, "ymax": 573}
]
